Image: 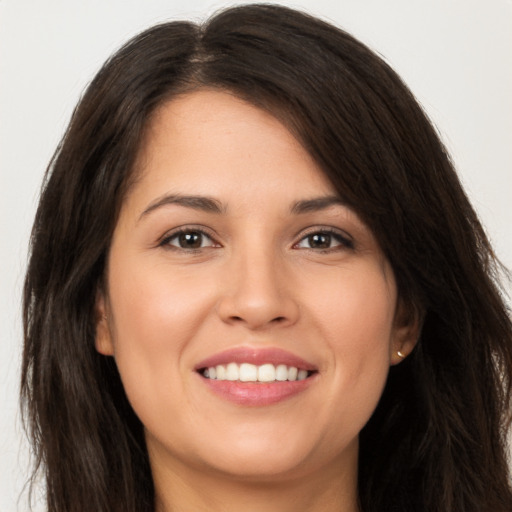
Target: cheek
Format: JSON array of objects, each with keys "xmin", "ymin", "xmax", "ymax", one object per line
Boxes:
[
  {"xmin": 109, "ymin": 258, "xmax": 215, "ymax": 346},
  {"xmin": 308, "ymin": 263, "xmax": 396, "ymax": 355},
  {"xmin": 303, "ymin": 264, "xmax": 396, "ymax": 429},
  {"xmin": 106, "ymin": 257, "xmax": 216, "ymax": 420}
]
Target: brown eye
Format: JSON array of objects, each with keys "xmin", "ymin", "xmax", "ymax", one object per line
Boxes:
[
  {"xmin": 178, "ymin": 232, "xmax": 203, "ymax": 248},
  {"xmin": 307, "ymin": 233, "xmax": 332, "ymax": 249},
  {"xmin": 295, "ymin": 230, "xmax": 354, "ymax": 251},
  {"xmin": 163, "ymin": 230, "xmax": 216, "ymax": 250}
]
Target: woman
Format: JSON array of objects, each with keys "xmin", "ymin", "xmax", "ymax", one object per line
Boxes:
[{"xmin": 21, "ymin": 4, "xmax": 512, "ymax": 511}]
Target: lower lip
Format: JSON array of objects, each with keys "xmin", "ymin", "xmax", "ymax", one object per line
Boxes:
[{"xmin": 200, "ymin": 376, "xmax": 315, "ymax": 406}]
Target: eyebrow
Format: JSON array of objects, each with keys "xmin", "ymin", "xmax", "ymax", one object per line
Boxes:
[
  {"xmin": 138, "ymin": 193, "xmax": 347, "ymax": 221},
  {"xmin": 139, "ymin": 194, "xmax": 224, "ymax": 220},
  {"xmin": 290, "ymin": 196, "xmax": 348, "ymax": 214}
]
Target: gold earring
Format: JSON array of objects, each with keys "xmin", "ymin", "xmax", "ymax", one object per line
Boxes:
[{"xmin": 397, "ymin": 350, "xmax": 405, "ymax": 358}]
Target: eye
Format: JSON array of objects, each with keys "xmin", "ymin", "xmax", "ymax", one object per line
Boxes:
[
  {"xmin": 161, "ymin": 229, "xmax": 218, "ymax": 250},
  {"xmin": 295, "ymin": 229, "xmax": 353, "ymax": 251}
]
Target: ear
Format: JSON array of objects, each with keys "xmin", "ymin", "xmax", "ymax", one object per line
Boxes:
[
  {"xmin": 94, "ymin": 289, "xmax": 115, "ymax": 356},
  {"xmin": 390, "ymin": 300, "xmax": 423, "ymax": 365}
]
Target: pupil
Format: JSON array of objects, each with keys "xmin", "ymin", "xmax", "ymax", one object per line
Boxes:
[
  {"xmin": 179, "ymin": 232, "xmax": 202, "ymax": 248},
  {"xmin": 309, "ymin": 233, "xmax": 330, "ymax": 248}
]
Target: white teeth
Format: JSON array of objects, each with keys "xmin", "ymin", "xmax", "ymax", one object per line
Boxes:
[
  {"xmin": 226, "ymin": 362, "xmax": 239, "ymax": 381},
  {"xmin": 287, "ymin": 366, "xmax": 298, "ymax": 381},
  {"xmin": 258, "ymin": 363, "xmax": 276, "ymax": 382},
  {"xmin": 203, "ymin": 363, "xmax": 311, "ymax": 382},
  {"xmin": 297, "ymin": 369, "xmax": 308, "ymax": 381},
  {"xmin": 239, "ymin": 363, "xmax": 258, "ymax": 382},
  {"xmin": 216, "ymin": 365, "xmax": 226, "ymax": 380},
  {"xmin": 275, "ymin": 364, "xmax": 288, "ymax": 381}
]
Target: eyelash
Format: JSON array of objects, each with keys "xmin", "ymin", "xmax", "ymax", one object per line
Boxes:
[
  {"xmin": 159, "ymin": 227, "xmax": 218, "ymax": 251},
  {"xmin": 159, "ymin": 226, "xmax": 354, "ymax": 253},
  {"xmin": 293, "ymin": 228, "xmax": 354, "ymax": 252}
]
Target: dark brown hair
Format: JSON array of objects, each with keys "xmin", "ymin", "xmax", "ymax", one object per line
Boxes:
[{"xmin": 22, "ymin": 4, "xmax": 512, "ymax": 511}]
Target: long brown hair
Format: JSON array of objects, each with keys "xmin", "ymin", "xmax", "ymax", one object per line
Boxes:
[{"xmin": 22, "ymin": 4, "xmax": 512, "ymax": 511}]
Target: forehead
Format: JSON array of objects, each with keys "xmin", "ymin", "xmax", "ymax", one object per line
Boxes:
[{"xmin": 125, "ymin": 89, "xmax": 336, "ymax": 211}]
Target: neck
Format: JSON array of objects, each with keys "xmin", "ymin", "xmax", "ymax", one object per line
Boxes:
[{"xmin": 151, "ymin": 446, "xmax": 360, "ymax": 512}]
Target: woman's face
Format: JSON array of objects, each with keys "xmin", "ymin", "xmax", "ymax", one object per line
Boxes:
[{"xmin": 96, "ymin": 90, "xmax": 417, "ymax": 483}]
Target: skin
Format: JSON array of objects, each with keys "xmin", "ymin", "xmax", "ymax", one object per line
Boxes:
[{"xmin": 95, "ymin": 90, "xmax": 418, "ymax": 512}]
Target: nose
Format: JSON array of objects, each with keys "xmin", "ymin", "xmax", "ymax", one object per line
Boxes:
[{"xmin": 216, "ymin": 245, "xmax": 300, "ymax": 330}]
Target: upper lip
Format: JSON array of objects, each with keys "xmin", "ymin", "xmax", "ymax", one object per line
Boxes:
[{"xmin": 194, "ymin": 347, "xmax": 317, "ymax": 371}]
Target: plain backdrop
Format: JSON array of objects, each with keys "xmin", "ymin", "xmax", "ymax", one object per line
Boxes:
[{"xmin": 1, "ymin": 0, "xmax": 511, "ymax": 510}]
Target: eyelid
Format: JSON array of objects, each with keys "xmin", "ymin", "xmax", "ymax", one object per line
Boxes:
[
  {"xmin": 157, "ymin": 224, "xmax": 353, "ymax": 251},
  {"xmin": 158, "ymin": 225, "xmax": 221, "ymax": 249},
  {"xmin": 293, "ymin": 226, "xmax": 354, "ymax": 250}
]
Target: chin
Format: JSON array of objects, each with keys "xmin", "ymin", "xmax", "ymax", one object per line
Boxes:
[
  {"xmin": 199, "ymin": 450, "xmax": 316, "ymax": 483},
  {"xmin": 183, "ymin": 427, "xmax": 355, "ymax": 484}
]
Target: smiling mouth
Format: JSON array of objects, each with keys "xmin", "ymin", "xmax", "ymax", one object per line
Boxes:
[
  {"xmin": 199, "ymin": 363, "xmax": 316, "ymax": 383},
  {"xmin": 195, "ymin": 347, "xmax": 318, "ymax": 404}
]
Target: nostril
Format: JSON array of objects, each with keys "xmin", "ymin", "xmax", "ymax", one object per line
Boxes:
[{"xmin": 227, "ymin": 314, "xmax": 288, "ymax": 327}]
